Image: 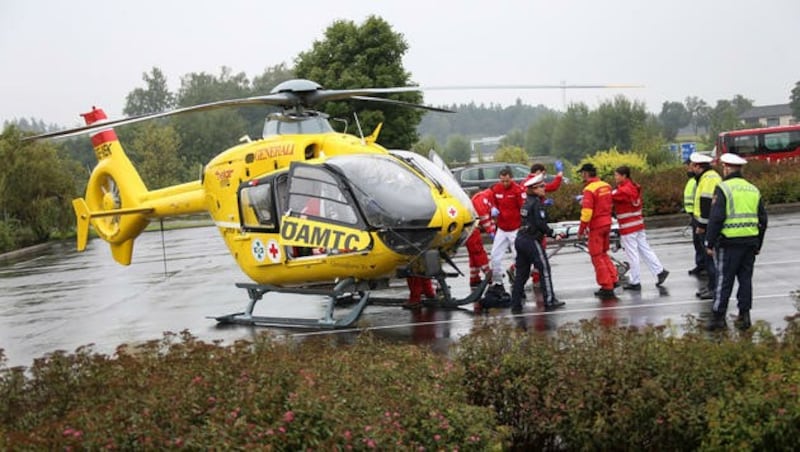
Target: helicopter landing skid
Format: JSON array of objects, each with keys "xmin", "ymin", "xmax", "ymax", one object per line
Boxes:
[
  {"xmin": 430, "ymin": 275, "xmax": 488, "ymax": 309},
  {"xmin": 212, "ymin": 277, "xmax": 371, "ymax": 329},
  {"xmin": 369, "ymin": 276, "xmax": 489, "ymax": 309}
]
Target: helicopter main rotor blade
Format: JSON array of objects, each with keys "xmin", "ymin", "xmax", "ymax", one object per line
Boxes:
[
  {"xmin": 23, "ymin": 93, "xmax": 300, "ymax": 141},
  {"xmin": 305, "ymin": 86, "xmax": 422, "ymax": 104},
  {"xmin": 350, "ymin": 96, "xmax": 455, "ymax": 113},
  {"xmin": 420, "ymin": 83, "xmax": 645, "ymax": 90},
  {"xmin": 22, "ymin": 88, "xmax": 430, "ymax": 141}
]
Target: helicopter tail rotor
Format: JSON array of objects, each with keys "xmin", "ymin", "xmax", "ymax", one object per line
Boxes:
[{"xmin": 73, "ymin": 108, "xmax": 154, "ymax": 265}]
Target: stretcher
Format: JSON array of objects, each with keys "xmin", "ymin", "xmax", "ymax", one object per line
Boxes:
[
  {"xmin": 501, "ymin": 219, "xmax": 631, "ymax": 287},
  {"xmin": 548, "ymin": 220, "xmax": 630, "ymax": 281}
]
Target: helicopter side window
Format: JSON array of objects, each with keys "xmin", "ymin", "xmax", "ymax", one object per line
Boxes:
[{"xmin": 239, "ymin": 182, "xmax": 276, "ymax": 230}]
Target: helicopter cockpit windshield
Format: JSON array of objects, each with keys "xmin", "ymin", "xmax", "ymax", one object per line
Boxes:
[
  {"xmin": 262, "ymin": 112, "xmax": 334, "ymax": 137},
  {"xmin": 326, "ymin": 154, "xmax": 437, "ymax": 229},
  {"xmin": 389, "ymin": 150, "xmax": 476, "ymax": 220}
]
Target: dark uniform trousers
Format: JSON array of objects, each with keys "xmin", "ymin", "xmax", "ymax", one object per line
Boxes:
[
  {"xmin": 712, "ymin": 244, "xmax": 756, "ymax": 314},
  {"xmin": 697, "ymin": 227, "xmax": 717, "ymax": 292},
  {"xmin": 691, "ymin": 219, "xmax": 706, "ymax": 269},
  {"xmin": 511, "ymin": 233, "xmax": 555, "ymax": 308}
]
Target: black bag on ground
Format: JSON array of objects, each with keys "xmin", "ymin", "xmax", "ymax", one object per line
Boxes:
[{"xmin": 481, "ymin": 284, "xmax": 511, "ymax": 308}]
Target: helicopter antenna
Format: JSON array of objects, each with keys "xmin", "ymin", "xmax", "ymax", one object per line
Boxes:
[
  {"xmin": 331, "ymin": 117, "xmax": 348, "ymax": 133},
  {"xmin": 160, "ymin": 219, "xmax": 168, "ymax": 277},
  {"xmin": 353, "ymin": 112, "xmax": 365, "ymax": 145}
]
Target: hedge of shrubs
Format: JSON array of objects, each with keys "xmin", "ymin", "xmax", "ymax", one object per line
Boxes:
[
  {"xmin": 0, "ymin": 333, "xmax": 504, "ymax": 450},
  {"xmin": 457, "ymin": 317, "xmax": 800, "ymax": 449},
  {"xmin": 3, "ymin": 313, "xmax": 800, "ymax": 450}
]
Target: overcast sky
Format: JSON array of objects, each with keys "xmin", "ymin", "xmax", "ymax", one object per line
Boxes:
[{"xmin": 1, "ymin": 0, "xmax": 798, "ymax": 128}]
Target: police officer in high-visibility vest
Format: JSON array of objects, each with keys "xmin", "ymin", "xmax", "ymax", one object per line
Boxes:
[
  {"xmin": 689, "ymin": 152, "xmax": 721, "ymax": 300},
  {"xmin": 705, "ymin": 153, "xmax": 768, "ymax": 331},
  {"xmin": 683, "ymin": 158, "xmax": 705, "ymax": 276}
]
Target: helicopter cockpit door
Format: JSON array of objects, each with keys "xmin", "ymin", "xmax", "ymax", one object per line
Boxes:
[{"xmin": 280, "ymin": 163, "xmax": 371, "ymax": 258}]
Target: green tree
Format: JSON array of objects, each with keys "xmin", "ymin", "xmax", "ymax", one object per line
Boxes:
[
  {"xmin": 631, "ymin": 118, "xmax": 672, "ymax": 167},
  {"xmin": 294, "ymin": 16, "xmax": 423, "ymax": 149},
  {"xmin": 0, "ymin": 126, "xmax": 79, "ymax": 245},
  {"xmin": 251, "ymin": 62, "xmax": 295, "ymax": 95},
  {"xmin": 443, "ymin": 134, "xmax": 471, "ymax": 164},
  {"xmin": 127, "ymin": 123, "xmax": 187, "ymax": 189},
  {"xmin": 123, "ymin": 67, "xmax": 175, "ymax": 116},
  {"xmin": 501, "ymin": 129, "xmax": 525, "ymax": 149},
  {"xmin": 789, "ymin": 80, "xmax": 800, "ymax": 120},
  {"xmin": 589, "ymin": 95, "xmax": 648, "ymax": 151},
  {"xmin": 553, "ymin": 103, "xmax": 592, "ymax": 162},
  {"xmin": 411, "ymin": 135, "xmax": 441, "ymax": 157},
  {"xmin": 2, "ymin": 118, "xmax": 59, "ymax": 134},
  {"xmin": 493, "ymin": 145, "xmax": 528, "ymax": 164},
  {"xmin": 577, "ymin": 147, "xmax": 648, "ymax": 180},
  {"xmin": 173, "ymin": 67, "xmax": 251, "ymax": 166},
  {"xmin": 707, "ymin": 95, "xmax": 753, "ymax": 142},
  {"xmin": 177, "ymin": 67, "xmax": 251, "ymax": 106},
  {"xmin": 658, "ymin": 101, "xmax": 690, "ymax": 141},
  {"xmin": 730, "ymin": 94, "xmax": 754, "ymax": 115},
  {"xmin": 685, "ymin": 96, "xmax": 711, "ymax": 137},
  {"xmin": 245, "ymin": 63, "xmax": 296, "ymax": 137},
  {"xmin": 525, "ymin": 112, "xmax": 559, "ymax": 157}
]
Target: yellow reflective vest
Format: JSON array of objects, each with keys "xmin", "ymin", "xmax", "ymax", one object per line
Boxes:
[
  {"xmin": 718, "ymin": 178, "xmax": 761, "ymax": 238},
  {"xmin": 693, "ymin": 169, "xmax": 721, "ymax": 225},
  {"xmin": 683, "ymin": 177, "xmax": 696, "ymax": 214}
]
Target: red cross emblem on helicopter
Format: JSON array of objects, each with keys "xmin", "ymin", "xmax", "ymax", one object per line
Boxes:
[{"xmin": 266, "ymin": 239, "xmax": 281, "ymax": 263}]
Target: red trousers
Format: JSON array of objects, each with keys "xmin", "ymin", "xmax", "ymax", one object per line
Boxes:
[
  {"xmin": 466, "ymin": 229, "xmax": 490, "ymax": 284},
  {"xmin": 588, "ymin": 225, "xmax": 618, "ymax": 290},
  {"xmin": 407, "ymin": 276, "xmax": 436, "ymax": 302}
]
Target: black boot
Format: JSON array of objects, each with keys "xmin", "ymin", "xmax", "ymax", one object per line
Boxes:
[
  {"xmin": 706, "ymin": 311, "xmax": 727, "ymax": 331},
  {"xmin": 594, "ymin": 288, "xmax": 616, "ymax": 298},
  {"xmin": 734, "ymin": 311, "xmax": 751, "ymax": 331},
  {"xmin": 545, "ymin": 300, "xmax": 566, "ymax": 311}
]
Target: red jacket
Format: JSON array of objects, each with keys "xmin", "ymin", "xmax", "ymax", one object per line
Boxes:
[
  {"xmin": 611, "ymin": 179, "xmax": 645, "ymax": 235},
  {"xmin": 545, "ymin": 173, "xmax": 563, "ymax": 193},
  {"xmin": 490, "ymin": 181, "xmax": 526, "ymax": 231},
  {"xmin": 471, "ymin": 188, "xmax": 496, "ymax": 235},
  {"xmin": 579, "ymin": 177, "xmax": 612, "ymax": 234}
]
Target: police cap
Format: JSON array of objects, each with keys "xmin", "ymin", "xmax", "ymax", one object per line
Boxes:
[
  {"xmin": 720, "ymin": 153, "xmax": 748, "ymax": 166},
  {"xmin": 523, "ymin": 173, "xmax": 545, "ymax": 187},
  {"xmin": 689, "ymin": 152, "xmax": 713, "ymax": 164}
]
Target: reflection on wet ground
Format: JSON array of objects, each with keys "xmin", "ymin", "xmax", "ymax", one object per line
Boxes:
[{"xmin": 2, "ymin": 214, "xmax": 800, "ymax": 368}]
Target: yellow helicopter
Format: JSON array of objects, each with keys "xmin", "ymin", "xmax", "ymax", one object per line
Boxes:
[{"xmin": 28, "ymin": 79, "xmax": 484, "ymax": 328}]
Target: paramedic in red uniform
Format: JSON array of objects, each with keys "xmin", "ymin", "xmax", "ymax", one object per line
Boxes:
[
  {"xmin": 530, "ymin": 160, "xmax": 565, "ymax": 194},
  {"xmin": 466, "ymin": 188, "xmax": 495, "ymax": 289},
  {"xmin": 576, "ymin": 163, "xmax": 618, "ymax": 298},
  {"xmin": 488, "ymin": 167, "xmax": 526, "ymax": 290},
  {"xmin": 403, "ymin": 276, "xmax": 437, "ymax": 309},
  {"xmin": 611, "ymin": 165, "xmax": 669, "ymax": 290}
]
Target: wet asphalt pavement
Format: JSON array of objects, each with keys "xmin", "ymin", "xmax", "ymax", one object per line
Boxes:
[{"xmin": 2, "ymin": 213, "xmax": 799, "ymax": 368}]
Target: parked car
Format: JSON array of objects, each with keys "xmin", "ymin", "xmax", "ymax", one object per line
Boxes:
[{"xmin": 451, "ymin": 162, "xmax": 567, "ymax": 195}]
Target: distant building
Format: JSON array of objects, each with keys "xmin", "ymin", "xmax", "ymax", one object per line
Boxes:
[
  {"xmin": 739, "ymin": 104, "xmax": 796, "ymax": 127},
  {"xmin": 469, "ymin": 135, "xmax": 505, "ymax": 162}
]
